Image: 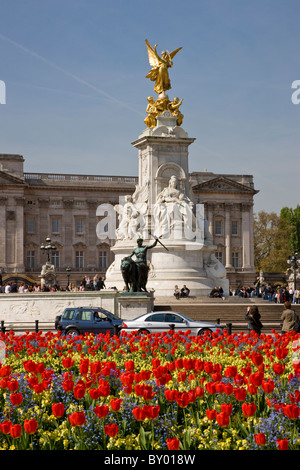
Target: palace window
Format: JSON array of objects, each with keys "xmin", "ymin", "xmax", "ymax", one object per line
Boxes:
[
  {"xmin": 215, "ymin": 220, "xmax": 223, "ymax": 236},
  {"xmin": 27, "ymin": 217, "xmax": 35, "ymax": 234},
  {"xmin": 75, "ymin": 218, "xmax": 84, "ymax": 234},
  {"xmin": 216, "ymin": 251, "xmax": 223, "ymax": 264},
  {"xmin": 51, "ymin": 251, "xmax": 60, "ymax": 268},
  {"xmin": 75, "ymin": 251, "xmax": 84, "ymax": 268},
  {"xmin": 51, "ymin": 218, "xmax": 60, "ymax": 234},
  {"xmin": 232, "ymin": 252, "xmax": 240, "ymax": 268},
  {"xmin": 99, "ymin": 251, "xmax": 108, "ymax": 269},
  {"xmin": 231, "ymin": 220, "xmax": 239, "ymax": 236},
  {"xmin": 26, "ymin": 250, "xmax": 35, "ymax": 268}
]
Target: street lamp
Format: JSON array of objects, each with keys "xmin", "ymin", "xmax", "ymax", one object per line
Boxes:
[
  {"xmin": 287, "ymin": 250, "xmax": 300, "ymax": 293},
  {"xmin": 40, "ymin": 237, "xmax": 57, "ymax": 263},
  {"xmin": 66, "ymin": 266, "xmax": 71, "ymax": 289}
]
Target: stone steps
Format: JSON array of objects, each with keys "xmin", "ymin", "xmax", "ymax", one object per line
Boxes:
[{"xmin": 153, "ymin": 298, "xmax": 300, "ymax": 333}]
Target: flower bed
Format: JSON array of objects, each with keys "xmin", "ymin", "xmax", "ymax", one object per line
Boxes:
[{"xmin": 0, "ymin": 327, "xmax": 300, "ymax": 450}]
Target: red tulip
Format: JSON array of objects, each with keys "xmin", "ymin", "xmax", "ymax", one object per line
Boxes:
[
  {"xmin": 23, "ymin": 360, "xmax": 36, "ymax": 373},
  {"xmin": 68, "ymin": 411, "xmax": 86, "ymax": 427},
  {"xmin": 277, "ymin": 438, "xmax": 289, "ymax": 450},
  {"xmin": 206, "ymin": 409, "xmax": 217, "ymax": 420},
  {"xmin": 89, "ymin": 387, "xmax": 101, "ymax": 400},
  {"xmin": 94, "ymin": 405, "xmax": 109, "ymax": 419},
  {"xmin": 205, "ymin": 382, "xmax": 216, "ymax": 395},
  {"xmin": 98, "ymin": 379, "xmax": 110, "ymax": 397},
  {"xmin": 24, "ymin": 418, "xmax": 38, "ymax": 435},
  {"xmin": 176, "ymin": 391, "xmax": 189, "ymax": 408},
  {"xmin": 224, "ymin": 366, "xmax": 237, "ymax": 378},
  {"xmin": 132, "ymin": 406, "xmax": 146, "ymax": 421},
  {"xmin": 90, "ymin": 360, "xmax": 102, "ymax": 375},
  {"xmin": 62, "ymin": 357, "xmax": 75, "ymax": 369},
  {"xmin": 110, "ymin": 398, "xmax": 122, "ymax": 412},
  {"xmin": 10, "ymin": 424, "xmax": 22, "ymax": 439},
  {"xmin": 195, "ymin": 386, "xmax": 205, "ymax": 397},
  {"xmin": 105, "ymin": 423, "xmax": 118, "ymax": 437},
  {"xmin": 275, "ymin": 347, "xmax": 289, "ymax": 360},
  {"xmin": 223, "ymin": 383, "xmax": 234, "ymax": 396},
  {"xmin": 140, "ymin": 370, "xmax": 151, "ymax": 381},
  {"xmin": 33, "ymin": 382, "xmax": 45, "ymax": 394},
  {"xmin": 262, "ymin": 379, "xmax": 275, "ymax": 393},
  {"xmin": 220, "ymin": 403, "xmax": 232, "ymax": 416},
  {"xmin": 165, "ymin": 389, "xmax": 177, "ymax": 401},
  {"xmin": 216, "ymin": 412, "xmax": 230, "ymax": 427},
  {"xmin": 52, "ymin": 403, "xmax": 65, "ymax": 418},
  {"xmin": 7, "ymin": 380, "xmax": 19, "ymax": 392},
  {"xmin": 62, "ymin": 378, "xmax": 74, "ymax": 392},
  {"xmin": 254, "ymin": 433, "xmax": 266, "ymax": 446},
  {"xmin": 234, "ymin": 374, "xmax": 247, "ymax": 386},
  {"xmin": 124, "ymin": 360, "xmax": 135, "ymax": 371},
  {"xmin": 74, "ymin": 383, "xmax": 86, "ymax": 399},
  {"xmin": 35, "ymin": 362, "xmax": 45, "ymax": 374},
  {"xmin": 233, "ymin": 387, "xmax": 247, "ymax": 401},
  {"xmin": 242, "ymin": 402, "xmax": 256, "ymax": 418},
  {"xmin": 251, "ymin": 351, "xmax": 264, "ymax": 366},
  {"xmin": 282, "ymin": 404, "xmax": 300, "ymax": 420},
  {"xmin": 10, "ymin": 392, "xmax": 23, "ymax": 406},
  {"xmin": 249, "ymin": 371, "xmax": 264, "ymax": 387},
  {"xmin": 247, "ymin": 384, "xmax": 258, "ymax": 395},
  {"xmin": 144, "ymin": 405, "xmax": 160, "ymax": 420},
  {"xmin": 273, "ymin": 363, "xmax": 285, "ymax": 375},
  {"xmin": 0, "ymin": 365, "xmax": 12, "ymax": 377},
  {"xmin": 0, "ymin": 420, "xmax": 12, "ymax": 434},
  {"xmin": 167, "ymin": 437, "xmax": 180, "ymax": 450},
  {"xmin": 175, "ymin": 358, "xmax": 183, "ymax": 369}
]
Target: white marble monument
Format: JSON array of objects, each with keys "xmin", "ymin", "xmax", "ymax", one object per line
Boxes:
[{"xmin": 101, "ymin": 40, "xmax": 229, "ymax": 297}]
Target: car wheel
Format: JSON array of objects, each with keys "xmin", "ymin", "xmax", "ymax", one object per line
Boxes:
[
  {"xmin": 65, "ymin": 328, "xmax": 80, "ymax": 337},
  {"xmin": 198, "ymin": 328, "xmax": 212, "ymax": 336},
  {"xmin": 138, "ymin": 328, "xmax": 150, "ymax": 335}
]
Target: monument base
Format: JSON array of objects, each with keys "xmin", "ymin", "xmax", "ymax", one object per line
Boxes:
[
  {"xmin": 117, "ymin": 291, "xmax": 154, "ymax": 320},
  {"xmin": 105, "ymin": 239, "xmax": 229, "ymax": 297}
]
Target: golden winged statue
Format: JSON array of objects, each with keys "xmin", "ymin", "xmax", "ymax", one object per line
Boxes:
[{"xmin": 145, "ymin": 39, "xmax": 182, "ymax": 98}]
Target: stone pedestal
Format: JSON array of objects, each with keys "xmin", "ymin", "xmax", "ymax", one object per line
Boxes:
[{"xmin": 117, "ymin": 291, "xmax": 154, "ymax": 320}]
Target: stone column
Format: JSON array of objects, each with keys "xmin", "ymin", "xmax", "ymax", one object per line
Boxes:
[
  {"xmin": 0, "ymin": 197, "xmax": 7, "ymax": 267},
  {"xmin": 38, "ymin": 198, "xmax": 50, "ymax": 267},
  {"xmin": 62, "ymin": 199, "xmax": 74, "ymax": 267},
  {"xmin": 87, "ymin": 199, "xmax": 98, "ymax": 269},
  {"xmin": 241, "ymin": 203, "xmax": 253, "ymax": 269},
  {"xmin": 15, "ymin": 197, "xmax": 25, "ymax": 272},
  {"xmin": 225, "ymin": 204, "xmax": 232, "ymax": 268}
]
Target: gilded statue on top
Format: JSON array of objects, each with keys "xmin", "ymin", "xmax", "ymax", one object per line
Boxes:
[{"xmin": 144, "ymin": 39, "xmax": 184, "ymax": 128}]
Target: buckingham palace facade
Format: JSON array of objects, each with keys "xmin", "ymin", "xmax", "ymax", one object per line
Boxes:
[{"xmin": 0, "ymin": 154, "xmax": 259, "ymax": 290}]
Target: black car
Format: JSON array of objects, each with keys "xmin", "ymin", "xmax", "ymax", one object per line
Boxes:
[{"xmin": 55, "ymin": 307, "xmax": 123, "ymax": 336}]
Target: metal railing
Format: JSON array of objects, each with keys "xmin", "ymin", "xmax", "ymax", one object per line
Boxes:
[{"xmin": 0, "ymin": 319, "xmax": 283, "ymax": 336}]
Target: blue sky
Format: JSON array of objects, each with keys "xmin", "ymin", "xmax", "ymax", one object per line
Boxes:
[{"xmin": 0, "ymin": 0, "xmax": 299, "ymax": 214}]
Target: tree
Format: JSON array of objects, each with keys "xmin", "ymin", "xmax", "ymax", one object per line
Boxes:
[
  {"xmin": 280, "ymin": 205, "xmax": 300, "ymax": 252},
  {"xmin": 254, "ymin": 211, "xmax": 293, "ymax": 272}
]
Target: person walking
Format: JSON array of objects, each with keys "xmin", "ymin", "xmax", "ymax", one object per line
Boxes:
[
  {"xmin": 281, "ymin": 301, "xmax": 300, "ymax": 333},
  {"xmin": 245, "ymin": 305, "xmax": 263, "ymax": 335}
]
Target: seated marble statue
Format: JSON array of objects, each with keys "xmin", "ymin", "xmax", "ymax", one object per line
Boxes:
[{"xmin": 153, "ymin": 175, "xmax": 194, "ymax": 239}]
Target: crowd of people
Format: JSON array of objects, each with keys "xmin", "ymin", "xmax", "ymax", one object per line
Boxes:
[
  {"xmin": 0, "ymin": 274, "xmax": 107, "ymax": 294},
  {"xmin": 231, "ymin": 283, "xmax": 300, "ymax": 304}
]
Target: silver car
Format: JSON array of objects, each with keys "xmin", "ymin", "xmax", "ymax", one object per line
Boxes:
[{"xmin": 121, "ymin": 311, "xmax": 224, "ymax": 336}]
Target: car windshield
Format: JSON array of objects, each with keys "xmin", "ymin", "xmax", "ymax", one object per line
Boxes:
[{"xmin": 97, "ymin": 308, "xmax": 119, "ymax": 320}]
